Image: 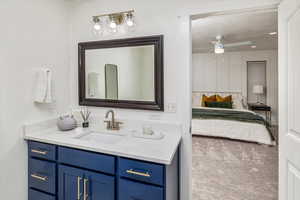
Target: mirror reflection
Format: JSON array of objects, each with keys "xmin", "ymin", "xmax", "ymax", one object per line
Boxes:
[{"xmin": 85, "ymin": 45, "xmax": 155, "ymax": 101}]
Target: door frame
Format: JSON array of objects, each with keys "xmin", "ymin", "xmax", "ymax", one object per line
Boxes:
[
  {"xmin": 188, "ymin": 4, "xmax": 279, "ymax": 200},
  {"xmin": 246, "ymin": 60, "xmax": 267, "ymax": 103}
]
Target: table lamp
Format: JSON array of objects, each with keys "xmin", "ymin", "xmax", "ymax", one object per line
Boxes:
[{"xmin": 253, "ymin": 85, "xmax": 264, "ymax": 104}]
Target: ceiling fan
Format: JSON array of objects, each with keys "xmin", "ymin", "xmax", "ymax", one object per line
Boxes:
[{"xmin": 211, "ymin": 35, "xmax": 254, "ymax": 54}]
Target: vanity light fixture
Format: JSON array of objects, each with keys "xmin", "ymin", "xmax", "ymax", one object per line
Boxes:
[{"xmin": 92, "ymin": 10, "xmax": 135, "ymax": 36}]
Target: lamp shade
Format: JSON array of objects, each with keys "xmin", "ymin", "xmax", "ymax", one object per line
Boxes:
[{"xmin": 253, "ymin": 85, "xmax": 264, "ymax": 94}]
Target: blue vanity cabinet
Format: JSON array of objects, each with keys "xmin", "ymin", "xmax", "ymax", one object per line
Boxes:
[
  {"xmin": 58, "ymin": 165, "xmax": 115, "ymax": 200},
  {"xmin": 58, "ymin": 146, "xmax": 115, "ymax": 175},
  {"xmin": 29, "ymin": 189, "xmax": 56, "ymax": 200},
  {"xmin": 29, "ymin": 158, "xmax": 56, "ymax": 194},
  {"xmin": 58, "ymin": 165, "xmax": 85, "ymax": 200},
  {"xmin": 118, "ymin": 158, "xmax": 164, "ymax": 186},
  {"xmin": 119, "ymin": 178, "xmax": 164, "ymax": 200},
  {"xmin": 27, "ymin": 141, "xmax": 179, "ymax": 200},
  {"xmin": 84, "ymin": 170, "xmax": 115, "ymax": 200}
]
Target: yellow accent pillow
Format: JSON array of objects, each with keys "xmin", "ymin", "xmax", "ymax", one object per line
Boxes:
[
  {"xmin": 216, "ymin": 95, "xmax": 232, "ymax": 103},
  {"xmin": 201, "ymin": 95, "xmax": 217, "ymax": 107}
]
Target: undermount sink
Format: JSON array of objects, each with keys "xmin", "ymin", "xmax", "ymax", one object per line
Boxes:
[{"xmin": 74, "ymin": 131, "xmax": 125, "ymax": 144}]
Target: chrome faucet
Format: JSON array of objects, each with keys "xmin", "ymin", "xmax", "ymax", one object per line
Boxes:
[{"xmin": 104, "ymin": 110, "xmax": 122, "ymax": 130}]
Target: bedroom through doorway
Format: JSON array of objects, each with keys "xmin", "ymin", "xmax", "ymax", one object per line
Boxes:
[{"xmin": 191, "ymin": 7, "xmax": 278, "ymax": 200}]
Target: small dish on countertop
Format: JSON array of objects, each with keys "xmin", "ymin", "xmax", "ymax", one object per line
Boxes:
[{"xmin": 131, "ymin": 130, "xmax": 164, "ymax": 140}]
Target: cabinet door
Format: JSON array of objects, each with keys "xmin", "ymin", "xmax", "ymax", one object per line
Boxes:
[
  {"xmin": 84, "ymin": 170, "xmax": 115, "ymax": 200},
  {"xmin": 58, "ymin": 165, "xmax": 84, "ymax": 200}
]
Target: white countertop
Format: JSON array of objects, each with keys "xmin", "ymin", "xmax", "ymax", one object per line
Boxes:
[{"xmin": 23, "ymin": 119, "xmax": 182, "ymax": 165}]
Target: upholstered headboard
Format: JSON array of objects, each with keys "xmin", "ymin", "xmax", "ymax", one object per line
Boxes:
[{"xmin": 192, "ymin": 91, "xmax": 246, "ymax": 109}]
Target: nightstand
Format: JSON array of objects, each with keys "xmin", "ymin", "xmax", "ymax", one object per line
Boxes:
[{"xmin": 248, "ymin": 103, "xmax": 272, "ymax": 126}]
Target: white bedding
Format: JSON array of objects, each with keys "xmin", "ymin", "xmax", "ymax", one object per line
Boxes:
[{"xmin": 192, "ymin": 107, "xmax": 274, "ymax": 145}]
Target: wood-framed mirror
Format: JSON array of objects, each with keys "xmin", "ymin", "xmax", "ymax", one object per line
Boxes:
[{"xmin": 78, "ymin": 35, "xmax": 164, "ymax": 111}]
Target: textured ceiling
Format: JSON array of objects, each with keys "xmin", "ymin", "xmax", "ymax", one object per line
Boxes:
[{"xmin": 192, "ymin": 10, "xmax": 278, "ymax": 53}]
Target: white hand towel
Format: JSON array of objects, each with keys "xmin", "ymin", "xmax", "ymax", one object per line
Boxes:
[
  {"xmin": 45, "ymin": 69, "xmax": 53, "ymax": 103},
  {"xmin": 34, "ymin": 68, "xmax": 53, "ymax": 103}
]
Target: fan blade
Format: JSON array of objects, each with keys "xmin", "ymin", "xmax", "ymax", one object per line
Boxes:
[
  {"xmin": 223, "ymin": 41, "xmax": 253, "ymax": 47},
  {"xmin": 193, "ymin": 47, "xmax": 214, "ymax": 53}
]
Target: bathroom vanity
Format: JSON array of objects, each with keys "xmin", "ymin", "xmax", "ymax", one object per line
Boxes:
[
  {"xmin": 24, "ymin": 35, "xmax": 178, "ymax": 200},
  {"xmin": 24, "ymin": 120, "xmax": 181, "ymax": 200}
]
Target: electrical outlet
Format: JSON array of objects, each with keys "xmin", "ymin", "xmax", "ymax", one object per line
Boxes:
[{"xmin": 166, "ymin": 103, "xmax": 177, "ymax": 113}]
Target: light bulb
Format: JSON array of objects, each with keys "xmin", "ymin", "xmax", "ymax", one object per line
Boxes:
[
  {"xmin": 110, "ymin": 22, "xmax": 117, "ymax": 29},
  {"xmin": 127, "ymin": 20, "xmax": 134, "ymax": 27},
  {"xmin": 94, "ymin": 23, "xmax": 101, "ymax": 31}
]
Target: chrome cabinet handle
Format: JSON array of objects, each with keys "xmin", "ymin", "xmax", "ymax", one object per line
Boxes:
[
  {"xmin": 77, "ymin": 177, "xmax": 82, "ymax": 200},
  {"xmin": 126, "ymin": 169, "xmax": 151, "ymax": 177},
  {"xmin": 30, "ymin": 174, "xmax": 48, "ymax": 181},
  {"xmin": 31, "ymin": 149, "xmax": 48, "ymax": 155},
  {"xmin": 83, "ymin": 178, "xmax": 89, "ymax": 200}
]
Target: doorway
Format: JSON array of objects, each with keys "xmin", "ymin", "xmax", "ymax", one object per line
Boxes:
[
  {"xmin": 191, "ymin": 7, "xmax": 278, "ymax": 200},
  {"xmin": 247, "ymin": 61, "xmax": 267, "ymax": 104}
]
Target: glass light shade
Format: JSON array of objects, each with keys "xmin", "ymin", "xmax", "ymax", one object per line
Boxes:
[
  {"xmin": 214, "ymin": 42, "xmax": 224, "ymax": 54},
  {"xmin": 125, "ymin": 13, "xmax": 135, "ymax": 27},
  {"xmin": 108, "ymin": 17, "xmax": 118, "ymax": 33},
  {"xmin": 215, "ymin": 48, "xmax": 224, "ymax": 54},
  {"xmin": 92, "ymin": 17, "xmax": 103, "ymax": 36}
]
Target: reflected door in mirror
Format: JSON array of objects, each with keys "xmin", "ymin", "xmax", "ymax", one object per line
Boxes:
[{"xmin": 105, "ymin": 64, "xmax": 118, "ymax": 100}]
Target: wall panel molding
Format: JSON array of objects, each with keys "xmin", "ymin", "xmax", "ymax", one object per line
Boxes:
[{"xmin": 192, "ymin": 50, "xmax": 278, "ymax": 124}]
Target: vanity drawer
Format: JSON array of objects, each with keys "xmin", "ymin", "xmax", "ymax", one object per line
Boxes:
[
  {"xmin": 29, "ymin": 141, "xmax": 56, "ymax": 161},
  {"xmin": 29, "ymin": 158, "xmax": 56, "ymax": 194},
  {"xmin": 58, "ymin": 146, "xmax": 115, "ymax": 175},
  {"xmin": 119, "ymin": 178, "xmax": 164, "ymax": 200},
  {"xmin": 29, "ymin": 189, "xmax": 55, "ymax": 200},
  {"xmin": 119, "ymin": 158, "xmax": 164, "ymax": 186}
]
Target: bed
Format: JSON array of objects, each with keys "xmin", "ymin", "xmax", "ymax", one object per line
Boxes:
[{"xmin": 192, "ymin": 92, "xmax": 275, "ymax": 145}]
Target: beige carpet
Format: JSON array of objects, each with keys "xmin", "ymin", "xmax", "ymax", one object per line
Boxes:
[{"xmin": 192, "ymin": 136, "xmax": 278, "ymax": 200}]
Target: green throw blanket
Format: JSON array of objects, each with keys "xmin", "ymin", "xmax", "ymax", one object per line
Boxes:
[{"xmin": 192, "ymin": 108, "xmax": 266, "ymax": 125}]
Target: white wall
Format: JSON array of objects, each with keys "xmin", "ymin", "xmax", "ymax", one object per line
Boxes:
[
  {"xmin": 0, "ymin": 0, "xmax": 280, "ymax": 200},
  {"xmin": 0, "ymin": 0, "xmax": 70, "ymax": 199},
  {"xmin": 193, "ymin": 50, "xmax": 278, "ymax": 123},
  {"xmin": 69, "ymin": 1, "xmax": 280, "ymax": 200}
]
